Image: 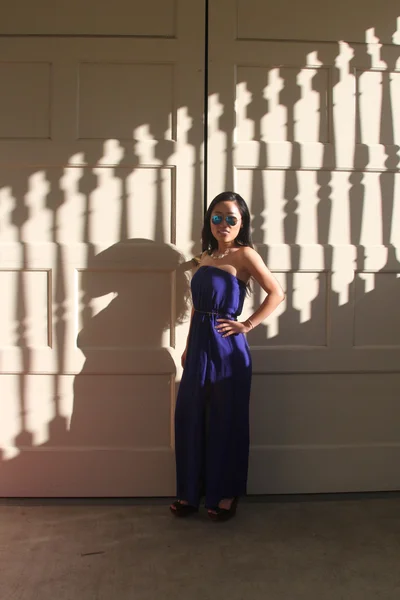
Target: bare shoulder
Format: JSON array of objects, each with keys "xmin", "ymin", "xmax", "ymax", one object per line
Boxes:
[
  {"xmin": 199, "ymin": 250, "xmax": 209, "ymax": 264},
  {"xmin": 191, "ymin": 254, "xmax": 201, "ymax": 267},
  {"xmin": 192, "ymin": 250, "xmax": 209, "ymax": 268},
  {"xmin": 240, "ymin": 246, "xmax": 258, "ymax": 258},
  {"xmin": 239, "ymin": 246, "xmax": 263, "ymax": 265},
  {"xmin": 239, "ymin": 246, "xmax": 273, "ymax": 279}
]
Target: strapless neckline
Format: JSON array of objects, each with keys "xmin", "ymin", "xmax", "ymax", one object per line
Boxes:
[{"xmin": 198, "ymin": 265, "xmax": 247, "ymax": 288}]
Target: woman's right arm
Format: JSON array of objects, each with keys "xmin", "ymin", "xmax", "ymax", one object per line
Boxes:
[
  {"xmin": 185, "ymin": 306, "xmax": 195, "ymax": 350},
  {"xmin": 181, "ymin": 307, "xmax": 194, "ymax": 368},
  {"xmin": 181, "ymin": 252, "xmax": 206, "ymax": 367}
]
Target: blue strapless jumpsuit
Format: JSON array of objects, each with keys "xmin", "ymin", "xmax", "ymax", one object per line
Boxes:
[{"xmin": 174, "ymin": 265, "xmax": 252, "ymax": 508}]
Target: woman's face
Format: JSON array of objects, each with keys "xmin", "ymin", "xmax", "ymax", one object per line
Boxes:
[{"xmin": 210, "ymin": 201, "xmax": 242, "ymax": 245}]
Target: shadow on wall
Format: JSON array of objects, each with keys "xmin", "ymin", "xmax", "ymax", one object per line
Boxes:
[
  {"xmin": 0, "ymin": 238, "xmax": 193, "ymax": 495},
  {"xmin": 215, "ymin": 5, "xmax": 400, "ymax": 356},
  {"xmin": 0, "ymin": 1, "xmax": 400, "ymax": 495},
  {"xmin": 70, "ymin": 239, "xmax": 191, "ymax": 445}
]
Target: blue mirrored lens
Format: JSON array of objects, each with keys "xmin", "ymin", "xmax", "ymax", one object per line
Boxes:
[{"xmin": 211, "ymin": 215, "xmax": 238, "ymax": 226}]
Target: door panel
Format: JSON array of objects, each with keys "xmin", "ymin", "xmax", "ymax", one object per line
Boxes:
[
  {"xmin": 208, "ymin": 0, "xmax": 400, "ymax": 493},
  {"xmin": 0, "ymin": 0, "xmax": 177, "ymax": 36},
  {"xmin": 0, "ymin": 0, "xmax": 205, "ymax": 496}
]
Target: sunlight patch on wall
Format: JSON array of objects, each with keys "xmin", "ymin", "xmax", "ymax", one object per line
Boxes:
[
  {"xmin": 357, "ymin": 70, "xmax": 384, "ymax": 145},
  {"xmin": 0, "ymin": 377, "xmax": 20, "ymax": 459},
  {"xmin": 359, "ymin": 174, "xmax": 383, "ymax": 247},
  {"xmin": 0, "ymin": 186, "xmax": 16, "ymax": 243},
  {"xmin": 262, "ymin": 68, "xmax": 286, "ymax": 142},
  {"xmin": 358, "ymin": 272, "xmax": 375, "ymax": 295},
  {"xmin": 334, "ymin": 42, "xmax": 356, "ymax": 167},
  {"xmin": 0, "ymin": 375, "xmax": 75, "ymax": 457},
  {"xmin": 209, "ymin": 94, "xmax": 227, "ymax": 193},
  {"xmin": 98, "ymin": 140, "xmax": 125, "ymax": 166},
  {"xmin": 265, "ymin": 272, "xmax": 287, "ymax": 339},
  {"xmin": 393, "ymin": 18, "xmax": 400, "ymax": 44},
  {"xmin": 392, "ymin": 176, "xmax": 400, "ymax": 245},
  {"xmin": 293, "ymin": 272, "xmax": 321, "ymax": 325},
  {"xmin": 0, "ymin": 170, "xmax": 54, "ymax": 244},
  {"xmin": 366, "ymin": 28, "xmax": 387, "ymax": 69},
  {"xmin": 23, "ymin": 172, "xmax": 51, "ymax": 242},
  {"xmin": 0, "ymin": 270, "xmax": 50, "ymax": 347}
]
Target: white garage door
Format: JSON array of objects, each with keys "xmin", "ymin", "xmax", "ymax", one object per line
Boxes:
[
  {"xmin": 1, "ymin": 0, "xmax": 400, "ymax": 498},
  {"xmin": 0, "ymin": 0, "xmax": 205, "ymax": 496},
  {"xmin": 208, "ymin": 0, "xmax": 400, "ymax": 493}
]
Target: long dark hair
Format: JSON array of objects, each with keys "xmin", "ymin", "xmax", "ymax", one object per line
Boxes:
[{"xmin": 201, "ymin": 191, "xmax": 254, "ymax": 253}]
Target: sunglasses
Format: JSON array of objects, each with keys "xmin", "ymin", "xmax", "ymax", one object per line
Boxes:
[{"xmin": 211, "ymin": 215, "xmax": 239, "ymax": 226}]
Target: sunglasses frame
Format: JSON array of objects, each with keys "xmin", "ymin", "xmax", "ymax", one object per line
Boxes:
[{"xmin": 211, "ymin": 214, "xmax": 239, "ymax": 227}]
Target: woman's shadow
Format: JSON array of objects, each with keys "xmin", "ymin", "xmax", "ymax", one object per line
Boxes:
[{"xmin": 68, "ymin": 238, "xmax": 192, "ymax": 452}]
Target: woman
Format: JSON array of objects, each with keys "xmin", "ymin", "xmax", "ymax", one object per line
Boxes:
[{"xmin": 170, "ymin": 191, "xmax": 285, "ymax": 521}]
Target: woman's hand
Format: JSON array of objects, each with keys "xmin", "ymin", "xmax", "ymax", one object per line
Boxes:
[
  {"xmin": 181, "ymin": 348, "xmax": 187, "ymax": 368},
  {"xmin": 215, "ymin": 319, "xmax": 252, "ymax": 337}
]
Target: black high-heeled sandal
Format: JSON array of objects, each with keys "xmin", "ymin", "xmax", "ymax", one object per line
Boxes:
[
  {"xmin": 207, "ymin": 497, "xmax": 239, "ymax": 522},
  {"xmin": 170, "ymin": 500, "xmax": 198, "ymax": 518}
]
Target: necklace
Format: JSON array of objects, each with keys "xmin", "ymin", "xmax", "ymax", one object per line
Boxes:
[{"xmin": 211, "ymin": 248, "xmax": 232, "ymax": 260}]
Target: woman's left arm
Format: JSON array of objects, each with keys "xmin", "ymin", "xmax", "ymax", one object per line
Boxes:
[{"xmin": 216, "ymin": 247, "xmax": 285, "ymax": 337}]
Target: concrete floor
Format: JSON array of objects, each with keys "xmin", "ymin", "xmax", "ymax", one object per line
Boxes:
[{"xmin": 1, "ymin": 496, "xmax": 400, "ymax": 600}]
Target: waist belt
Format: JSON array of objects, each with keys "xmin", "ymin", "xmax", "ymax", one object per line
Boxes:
[{"xmin": 194, "ymin": 309, "xmax": 237, "ymax": 321}]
